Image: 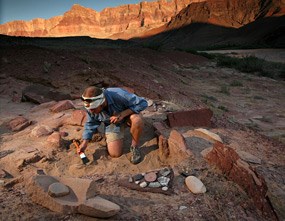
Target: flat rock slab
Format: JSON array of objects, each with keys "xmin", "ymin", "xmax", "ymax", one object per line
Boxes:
[
  {"xmin": 22, "ymin": 84, "xmax": 72, "ymax": 104},
  {"xmin": 167, "ymin": 108, "xmax": 213, "ymax": 127},
  {"xmin": 26, "ymin": 175, "xmax": 120, "ymax": 218},
  {"xmin": 78, "ymin": 196, "xmax": 121, "ymax": 218},
  {"xmin": 118, "ymin": 168, "xmax": 174, "ymax": 195}
]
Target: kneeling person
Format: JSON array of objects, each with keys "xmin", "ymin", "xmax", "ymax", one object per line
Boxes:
[{"xmin": 79, "ymin": 86, "xmax": 148, "ymax": 164}]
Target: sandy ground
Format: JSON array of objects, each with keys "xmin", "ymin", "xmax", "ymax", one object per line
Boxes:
[{"xmin": 0, "ymin": 44, "xmax": 284, "ymax": 220}]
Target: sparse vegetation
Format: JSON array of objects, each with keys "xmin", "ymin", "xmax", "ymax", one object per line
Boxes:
[
  {"xmin": 219, "ymin": 84, "xmax": 230, "ymax": 95},
  {"xmin": 230, "ymin": 80, "xmax": 243, "ymax": 87},
  {"xmin": 216, "ymin": 55, "xmax": 285, "ymax": 79},
  {"xmin": 43, "ymin": 61, "xmax": 51, "ymax": 73},
  {"xmin": 179, "ymin": 49, "xmax": 285, "ymax": 80},
  {"xmin": 218, "ymin": 105, "xmax": 229, "ymax": 112},
  {"xmin": 202, "ymin": 94, "xmax": 218, "ymax": 102}
]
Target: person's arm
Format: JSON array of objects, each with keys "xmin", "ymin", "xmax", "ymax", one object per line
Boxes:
[
  {"xmin": 110, "ymin": 108, "xmax": 134, "ymax": 123},
  {"xmin": 110, "ymin": 89, "xmax": 148, "ymax": 123},
  {"xmin": 79, "ymin": 112, "xmax": 100, "ymax": 153}
]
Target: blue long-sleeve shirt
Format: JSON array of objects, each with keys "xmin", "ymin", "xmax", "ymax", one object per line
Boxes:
[{"xmin": 82, "ymin": 87, "xmax": 148, "ymax": 140}]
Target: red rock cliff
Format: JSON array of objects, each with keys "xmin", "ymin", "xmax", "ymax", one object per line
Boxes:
[
  {"xmin": 0, "ymin": 0, "xmax": 284, "ymax": 39},
  {"xmin": 0, "ymin": 0, "xmax": 195, "ymax": 38}
]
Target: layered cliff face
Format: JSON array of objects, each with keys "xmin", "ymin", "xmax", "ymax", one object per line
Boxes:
[
  {"xmin": 0, "ymin": 0, "xmax": 284, "ymax": 39},
  {"xmin": 167, "ymin": 0, "xmax": 285, "ymax": 29},
  {"xmin": 0, "ymin": 0, "xmax": 195, "ymax": 38}
]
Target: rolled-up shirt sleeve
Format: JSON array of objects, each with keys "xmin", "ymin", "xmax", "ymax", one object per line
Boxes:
[
  {"xmin": 123, "ymin": 93, "xmax": 148, "ymax": 113},
  {"xmin": 82, "ymin": 112, "xmax": 100, "ymax": 140}
]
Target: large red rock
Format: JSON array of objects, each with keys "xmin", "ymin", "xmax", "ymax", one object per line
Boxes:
[
  {"xmin": 167, "ymin": 108, "xmax": 213, "ymax": 128},
  {"xmin": 64, "ymin": 110, "xmax": 87, "ymax": 126},
  {"xmin": 160, "ymin": 130, "xmax": 192, "ymax": 164},
  {"xmin": 203, "ymin": 142, "xmax": 277, "ymax": 220}
]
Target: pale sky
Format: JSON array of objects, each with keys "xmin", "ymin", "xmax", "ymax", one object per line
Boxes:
[{"xmin": 0, "ymin": 0, "xmax": 156, "ymax": 24}]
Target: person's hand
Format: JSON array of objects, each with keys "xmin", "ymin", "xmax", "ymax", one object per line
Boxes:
[
  {"xmin": 110, "ymin": 114, "xmax": 122, "ymax": 124},
  {"xmin": 78, "ymin": 140, "xmax": 89, "ymax": 153}
]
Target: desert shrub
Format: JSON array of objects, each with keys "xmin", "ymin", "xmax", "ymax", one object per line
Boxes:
[
  {"xmin": 216, "ymin": 55, "xmax": 285, "ymax": 79},
  {"xmin": 218, "ymin": 105, "xmax": 229, "ymax": 112},
  {"xmin": 202, "ymin": 94, "xmax": 218, "ymax": 102},
  {"xmin": 230, "ymin": 80, "xmax": 243, "ymax": 87},
  {"xmin": 43, "ymin": 61, "xmax": 52, "ymax": 73},
  {"xmin": 219, "ymin": 84, "xmax": 230, "ymax": 95},
  {"xmin": 177, "ymin": 49, "xmax": 285, "ymax": 80}
]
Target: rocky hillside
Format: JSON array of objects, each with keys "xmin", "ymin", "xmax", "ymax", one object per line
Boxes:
[
  {"xmin": 166, "ymin": 0, "xmax": 285, "ymax": 29},
  {"xmin": 1, "ymin": 0, "xmax": 284, "ymax": 40},
  {"xmin": 138, "ymin": 0, "xmax": 285, "ymax": 49}
]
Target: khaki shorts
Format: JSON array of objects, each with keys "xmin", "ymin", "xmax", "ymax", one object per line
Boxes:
[{"xmin": 105, "ymin": 123, "xmax": 126, "ymax": 144}]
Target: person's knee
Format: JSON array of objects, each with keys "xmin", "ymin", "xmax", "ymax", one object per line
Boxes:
[
  {"xmin": 129, "ymin": 114, "xmax": 144, "ymax": 129},
  {"xmin": 109, "ymin": 152, "xmax": 122, "ymax": 158},
  {"xmin": 107, "ymin": 140, "xmax": 123, "ymax": 158}
]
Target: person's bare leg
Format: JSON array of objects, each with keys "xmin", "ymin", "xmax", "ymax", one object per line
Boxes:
[
  {"xmin": 128, "ymin": 114, "xmax": 144, "ymax": 164},
  {"xmin": 107, "ymin": 139, "xmax": 123, "ymax": 158},
  {"xmin": 129, "ymin": 114, "xmax": 144, "ymax": 147}
]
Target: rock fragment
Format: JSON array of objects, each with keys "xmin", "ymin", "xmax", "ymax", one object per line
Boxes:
[
  {"xmin": 8, "ymin": 116, "xmax": 31, "ymax": 132},
  {"xmin": 48, "ymin": 182, "xmax": 70, "ymax": 197},
  {"xmin": 185, "ymin": 176, "xmax": 206, "ymax": 194}
]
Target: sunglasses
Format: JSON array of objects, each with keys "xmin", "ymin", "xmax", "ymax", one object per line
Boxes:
[{"xmin": 81, "ymin": 97, "xmax": 97, "ymax": 103}]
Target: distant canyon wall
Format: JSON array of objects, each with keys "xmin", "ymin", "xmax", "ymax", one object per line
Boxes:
[
  {"xmin": 0, "ymin": 0, "xmax": 284, "ymax": 40},
  {"xmin": 0, "ymin": 0, "xmax": 198, "ymax": 38}
]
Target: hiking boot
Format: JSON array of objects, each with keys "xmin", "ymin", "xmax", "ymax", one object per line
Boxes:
[{"xmin": 130, "ymin": 146, "xmax": 142, "ymax": 164}]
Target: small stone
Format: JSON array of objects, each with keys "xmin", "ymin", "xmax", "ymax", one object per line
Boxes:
[
  {"xmin": 139, "ymin": 181, "xmax": 148, "ymax": 188},
  {"xmin": 0, "ymin": 180, "xmax": 5, "ymax": 186},
  {"xmin": 31, "ymin": 125, "xmax": 53, "ymax": 137},
  {"xmin": 179, "ymin": 206, "xmax": 187, "ymax": 210},
  {"xmin": 133, "ymin": 174, "xmax": 143, "ymax": 181},
  {"xmin": 159, "ymin": 168, "xmax": 171, "ymax": 177},
  {"xmin": 60, "ymin": 131, "xmax": 68, "ymax": 137},
  {"xmin": 144, "ymin": 172, "xmax": 157, "ymax": 182},
  {"xmin": 135, "ymin": 181, "xmax": 140, "ymax": 185},
  {"xmin": 148, "ymin": 182, "xmax": 161, "ymax": 188},
  {"xmin": 36, "ymin": 169, "xmax": 46, "ymax": 175},
  {"xmin": 8, "ymin": 116, "xmax": 31, "ymax": 132},
  {"xmin": 185, "ymin": 176, "xmax": 206, "ymax": 194},
  {"xmin": 162, "ymin": 186, "xmax": 168, "ymax": 191},
  {"xmin": 48, "ymin": 182, "xmax": 70, "ymax": 197},
  {"xmin": 147, "ymin": 99, "xmax": 154, "ymax": 107},
  {"xmin": 158, "ymin": 176, "xmax": 170, "ymax": 186},
  {"xmin": 47, "ymin": 132, "xmax": 62, "ymax": 147},
  {"xmin": 128, "ymin": 177, "xmax": 133, "ymax": 183}
]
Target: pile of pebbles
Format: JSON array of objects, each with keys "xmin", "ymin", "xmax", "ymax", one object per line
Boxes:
[{"xmin": 128, "ymin": 167, "xmax": 172, "ymax": 191}]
